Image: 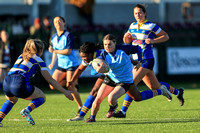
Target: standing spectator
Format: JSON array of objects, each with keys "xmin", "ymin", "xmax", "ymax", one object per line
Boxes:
[
  {"xmin": 0, "ymin": 30, "xmax": 17, "ymax": 89},
  {"xmin": 30, "ymin": 18, "xmax": 49, "ymax": 50},
  {"xmin": 42, "ymin": 16, "xmax": 52, "ymax": 45}
]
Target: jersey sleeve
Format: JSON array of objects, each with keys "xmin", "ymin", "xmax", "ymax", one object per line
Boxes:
[
  {"xmin": 34, "ymin": 56, "xmax": 48, "ymax": 71},
  {"xmin": 51, "ymin": 33, "xmax": 56, "ymax": 49},
  {"xmin": 81, "ymin": 60, "xmax": 89, "ymax": 66},
  {"xmin": 65, "ymin": 33, "xmax": 75, "ymax": 49},
  {"xmin": 116, "ymin": 45, "xmax": 139, "ymax": 55},
  {"xmin": 152, "ymin": 24, "xmax": 162, "ymax": 35}
]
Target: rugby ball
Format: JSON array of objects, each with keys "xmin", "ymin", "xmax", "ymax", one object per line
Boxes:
[{"xmin": 92, "ymin": 58, "xmax": 110, "ymax": 73}]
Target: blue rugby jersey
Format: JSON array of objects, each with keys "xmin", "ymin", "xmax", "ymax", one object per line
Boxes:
[
  {"xmin": 128, "ymin": 20, "xmax": 162, "ymax": 60},
  {"xmin": 8, "ymin": 54, "xmax": 48, "ymax": 81},
  {"xmin": 98, "ymin": 45, "xmax": 139, "ymax": 84},
  {"xmin": 51, "ymin": 30, "xmax": 79, "ymax": 69}
]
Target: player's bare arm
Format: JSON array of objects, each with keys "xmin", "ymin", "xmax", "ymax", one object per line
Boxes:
[{"xmin": 145, "ymin": 30, "xmax": 169, "ymax": 44}]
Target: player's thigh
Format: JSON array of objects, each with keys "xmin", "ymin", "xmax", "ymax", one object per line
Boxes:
[
  {"xmin": 66, "ymin": 70, "xmax": 74, "ymax": 82},
  {"xmin": 108, "ymin": 86, "xmax": 125, "ymax": 102},
  {"xmin": 52, "ymin": 69, "xmax": 66, "ymax": 82},
  {"xmin": 90, "ymin": 76, "xmax": 104, "ymax": 96},
  {"xmin": 95, "ymin": 83, "xmax": 114, "ymax": 103},
  {"xmin": 0, "ymin": 68, "xmax": 2, "ymax": 75},
  {"xmin": 66, "ymin": 71, "xmax": 77, "ymax": 91},
  {"xmin": 142, "ymin": 70, "xmax": 161, "ymax": 90},
  {"xmin": 25, "ymin": 86, "xmax": 46, "ymax": 101},
  {"xmin": 133, "ymin": 67, "xmax": 150, "ymax": 85}
]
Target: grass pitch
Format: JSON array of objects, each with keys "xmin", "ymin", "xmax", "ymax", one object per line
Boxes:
[{"xmin": 0, "ymin": 81, "xmax": 200, "ymax": 133}]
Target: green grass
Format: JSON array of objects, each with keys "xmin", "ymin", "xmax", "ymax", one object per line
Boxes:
[{"xmin": 0, "ymin": 82, "xmax": 200, "ymax": 133}]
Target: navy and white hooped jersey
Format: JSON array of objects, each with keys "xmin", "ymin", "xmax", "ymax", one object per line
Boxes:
[
  {"xmin": 98, "ymin": 45, "xmax": 140, "ymax": 84},
  {"xmin": 128, "ymin": 20, "xmax": 162, "ymax": 60},
  {"xmin": 8, "ymin": 54, "xmax": 48, "ymax": 81},
  {"xmin": 51, "ymin": 30, "xmax": 79, "ymax": 69}
]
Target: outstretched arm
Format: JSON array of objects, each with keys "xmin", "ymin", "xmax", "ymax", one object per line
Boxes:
[
  {"xmin": 67, "ymin": 64, "xmax": 87, "ymax": 87},
  {"xmin": 41, "ymin": 70, "xmax": 74, "ymax": 101}
]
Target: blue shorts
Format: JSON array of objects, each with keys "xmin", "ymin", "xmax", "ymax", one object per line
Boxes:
[
  {"xmin": 57, "ymin": 66, "xmax": 78, "ymax": 72},
  {"xmin": 3, "ymin": 74, "xmax": 35, "ymax": 98},
  {"xmin": 142, "ymin": 58, "xmax": 154, "ymax": 70}
]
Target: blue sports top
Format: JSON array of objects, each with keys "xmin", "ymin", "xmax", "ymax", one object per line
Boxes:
[
  {"xmin": 128, "ymin": 20, "xmax": 162, "ymax": 60},
  {"xmin": 8, "ymin": 54, "xmax": 48, "ymax": 81},
  {"xmin": 98, "ymin": 45, "xmax": 140, "ymax": 84},
  {"xmin": 51, "ymin": 30, "xmax": 79, "ymax": 69}
]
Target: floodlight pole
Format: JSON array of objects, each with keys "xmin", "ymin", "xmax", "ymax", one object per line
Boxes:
[{"xmin": 159, "ymin": 0, "xmax": 166, "ymax": 24}]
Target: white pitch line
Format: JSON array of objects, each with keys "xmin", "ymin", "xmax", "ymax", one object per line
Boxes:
[{"xmin": 5, "ymin": 117, "xmax": 200, "ymax": 121}]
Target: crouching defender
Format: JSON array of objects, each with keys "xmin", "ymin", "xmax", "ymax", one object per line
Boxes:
[{"xmin": 0, "ymin": 39, "xmax": 73, "ymax": 127}]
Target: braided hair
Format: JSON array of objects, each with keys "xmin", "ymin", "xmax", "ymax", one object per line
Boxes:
[{"xmin": 79, "ymin": 42, "xmax": 103, "ymax": 54}]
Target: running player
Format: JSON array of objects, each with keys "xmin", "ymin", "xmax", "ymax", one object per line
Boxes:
[
  {"xmin": 85, "ymin": 34, "xmax": 172, "ymax": 122},
  {"xmin": 67, "ymin": 38, "xmax": 142, "ymax": 121},
  {"xmin": 113, "ymin": 4, "xmax": 184, "ymax": 118}
]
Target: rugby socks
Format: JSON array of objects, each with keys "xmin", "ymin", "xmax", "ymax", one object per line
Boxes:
[
  {"xmin": 25, "ymin": 98, "xmax": 45, "ymax": 113},
  {"xmin": 141, "ymin": 89, "xmax": 162, "ymax": 100},
  {"xmin": 90, "ymin": 115, "xmax": 96, "ymax": 120},
  {"xmin": 0, "ymin": 100, "xmax": 14, "ymax": 122},
  {"xmin": 79, "ymin": 95, "xmax": 95, "ymax": 117},
  {"xmin": 120, "ymin": 90, "xmax": 162, "ymax": 114},
  {"xmin": 160, "ymin": 82, "xmax": 179, "ymax": 96},
  {"xmin": 120, "ymin": 93, "xmax": 133, "ymax": 114}
]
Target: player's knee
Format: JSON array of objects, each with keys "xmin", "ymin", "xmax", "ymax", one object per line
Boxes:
[
  {"xmin": 94, "ymin": 97, "xmax": 102, "ymax": 105},
  {"xmin": 134, "ymin": 98, "xmax": 142, "ymax": 102},
  {"xmin": 108, "ymin": 95, "xmax": 117, "ymax": 105},
  {"xmin": 49, "ymin": 85, "xmax": 55, "ymax": 90},
  {"xmin": 10, "ymin": 99, "xmax": 18, "ymax": 104},
  {"xmin": 90, "ymin": 88, "xmax": 99, "ymax": 97}
]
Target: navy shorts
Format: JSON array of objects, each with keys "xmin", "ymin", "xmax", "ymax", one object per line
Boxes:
[
  {"xmin": 3, "ymin": 74, "xmax": 35, "ymax": 98},
  {"xmin": 103, "ymin": 75, "xmax": 133, "ymax": 92},
  {"xmin": 57, "ymin": 66, "xmax": 79, "ymax": 72},
  {"xmin": 141, "ymin": 58, "xmax": 154, "ymax": 70}
]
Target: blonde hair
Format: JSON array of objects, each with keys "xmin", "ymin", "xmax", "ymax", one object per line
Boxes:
[{"xmin": 22, "ymin": 39, "xmax": 44, "ymax": 62}]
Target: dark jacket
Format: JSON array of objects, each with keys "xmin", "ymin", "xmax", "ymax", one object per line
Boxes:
[{"xmin": 0, "ymin": 40, "xmax": 17, "ymax": 67}]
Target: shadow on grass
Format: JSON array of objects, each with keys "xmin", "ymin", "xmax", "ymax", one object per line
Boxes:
[{"xmin": 98, "ymin": 118, "xmax": 200, "ymax": 125}]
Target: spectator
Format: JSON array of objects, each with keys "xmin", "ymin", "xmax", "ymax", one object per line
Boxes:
[
  {"xmin": 0, "ymin": 30, "xmax": 17, "ymax": 88},
  {"xmin": 30, "ymin": 18, "xmax": 49, "ymax": 50},
  {"xmin": 42, "ymin": 16, "xmax": 52, "ymax": 45}
]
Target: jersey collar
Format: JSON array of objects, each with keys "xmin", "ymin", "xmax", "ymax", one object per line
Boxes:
[
  {"xmin": 137, "ymin": 20, "xmax": 148, "ymax": 30},
  {"xmin": 93, "ymin": 51, "xmax": 97, "ymax": 59}
]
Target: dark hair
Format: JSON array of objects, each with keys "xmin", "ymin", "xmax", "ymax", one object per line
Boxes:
[
  {"xmin": 43, "ymin": 16, "xmax": 50, "ymax": 20},
  {"xmin": 103, "ymin": 34, "xmax": 116, "ymax": 44},
  {"xmin": 134, "ymin": 4, "xmax": 147, "ymax": 18},
  {"xmin": 57, "ymin": 16, "xmax": 65, "ymax": 23},
  {"xmin": 79, "ymin": 42, "xmax": 102, "ymax": 54}
]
